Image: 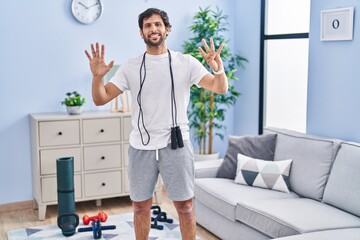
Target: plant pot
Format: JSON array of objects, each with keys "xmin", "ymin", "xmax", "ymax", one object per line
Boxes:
[
  {"xmin": 66, "ymin": 106, "xmax": 82, "ymax": 115},
  {"xmin": 194, "ymin": 152, "xmax": 220, "ymax": 162}
]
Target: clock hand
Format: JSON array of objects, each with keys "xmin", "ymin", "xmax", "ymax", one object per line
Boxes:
[
  {"xmin": 88, "ymin": 2, "xmax": 99, "ymax": 8},
  {"xmin": 79, "ymin": 1, "xmax": 89, "ymax": 9}
]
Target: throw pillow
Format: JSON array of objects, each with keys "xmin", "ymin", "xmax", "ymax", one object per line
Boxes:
[
  {"xmin": 216, "ymin": 133, "xmax": 278, "ymax": 179},
  {"xmin": 235, "ymin": 153, "xmax": 292, "ymax": 193}
]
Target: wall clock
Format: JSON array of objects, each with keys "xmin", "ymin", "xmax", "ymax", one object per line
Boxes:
[{"xmin": 71, "ymin": 0, "xmax": 103, "ymax": 24}]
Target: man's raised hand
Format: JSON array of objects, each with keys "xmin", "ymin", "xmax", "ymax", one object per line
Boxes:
[
  {"xmin": 85, "ymin": 42, "xmax": 114, "ymax": 78},
  {"xmin": 198, "ymin": 38, "xmax": 224, "ymax": 74}
]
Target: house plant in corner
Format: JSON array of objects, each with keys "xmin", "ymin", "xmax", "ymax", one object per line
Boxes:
[
  {"xmin": 183, "ymin": 6, "xmax": 247, "ymax": 160},
  {"xmin": 61, "ymin": 91, "xmax": 86, "ymax": 115}
]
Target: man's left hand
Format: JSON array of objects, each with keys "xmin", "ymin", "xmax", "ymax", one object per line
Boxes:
[{"xmin": 198, "ymin": 38, "xmax": 224, "ymax": 73}]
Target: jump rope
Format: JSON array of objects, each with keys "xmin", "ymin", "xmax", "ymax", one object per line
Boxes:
[{"xmin": 137, "ymin": 50, "xmax": 184, "ymax": 149}]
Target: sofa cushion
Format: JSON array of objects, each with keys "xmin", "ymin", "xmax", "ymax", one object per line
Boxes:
[
  {"xmin": 323, "ymin": 142, "xmax": 360, "ymax": 217},
  {"xmin": 195, "ymin": 159, "xmax": 224, "ymax": 178},
  {"xmin": 195, "ymin": 199, "xmax": 270, "ymax": 240},
  {"xmin": 235, "ymin": 153, "xmax": 292, "ymax": 193},
  {"xmin": 236, "ymin": 198, "xmax": 360, "ymax": 239},
  {"xmin": 264, "ymin": 127, "xmax": 340, "ymax": 201},
  {"xmin": 274, "ymin": 228, "xmax": 360, "ymax": 240},
  {"xmin": 216, "ymin": 133, "xmax": 277, "ymax": 179},
  {"xmin": 194, "ymin": 178, "xmax": 298, "ymax": 222}
]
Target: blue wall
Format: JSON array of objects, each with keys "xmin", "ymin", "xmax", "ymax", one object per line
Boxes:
[
  {"xmin": 307, "ymin": 0, "xmax": 360, "ymax": 142},
  {"xmin": 233, "ymin": 0, "xmax": 261, "ymax": 136},
  {"xmin": 0, "ymin": 0, "xmax": 239, "ymax": 204}
]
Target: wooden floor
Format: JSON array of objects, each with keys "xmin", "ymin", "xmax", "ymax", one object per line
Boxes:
[{"xmin": 0, "ymin": 188, "xmax": 220, "ymax": 240}]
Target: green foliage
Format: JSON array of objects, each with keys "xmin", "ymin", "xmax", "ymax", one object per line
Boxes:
[
  {"xmin": 61, "ymin": 91, "xmax": 86, "ymax": 106},
  {"xmin": 183, "ymin": 6, "xmax": 248, "ymax": 154}
]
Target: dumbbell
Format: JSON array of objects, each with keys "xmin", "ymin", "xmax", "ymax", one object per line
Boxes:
[
  {"xmin": 82, "ymin": 211, "xmax": 108, "ymax": 225},
  {"xmin": 78, "ymin": 219, "xmax": 116, "ymax": 239}
]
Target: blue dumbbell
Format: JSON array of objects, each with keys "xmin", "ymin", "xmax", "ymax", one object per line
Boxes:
[{"xmin": 78, "ymin": 219, "xmax": 116, "ymax": 239}]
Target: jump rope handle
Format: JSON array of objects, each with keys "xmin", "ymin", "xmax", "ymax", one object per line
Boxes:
[
  {"xmin": 171, "ymin": 126, "xmax": 184, "ymax": 149},
  {"xmin": 175, "ymin": 126, "xmax": 184, "ymax": 148},
  {"xmin": 171, "ymin": 127, "xmax": 178, "ymax": 149}
]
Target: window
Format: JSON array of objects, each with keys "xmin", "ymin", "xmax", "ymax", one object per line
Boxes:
[{"xmin": 260, "ymin": 0, "xmax": 311, "ymax": 133}]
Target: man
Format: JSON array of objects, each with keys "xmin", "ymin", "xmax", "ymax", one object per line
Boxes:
[{"xmin": 85, "ymin": 8, "xmax": 228, "ymax": 240}]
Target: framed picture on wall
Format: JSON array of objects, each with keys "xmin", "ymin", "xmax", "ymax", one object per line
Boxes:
[{"xmin": 320, "ymin": 7, "xmax": 354, "ymax": 41}]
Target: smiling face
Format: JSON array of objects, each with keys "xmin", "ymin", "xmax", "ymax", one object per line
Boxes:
[{"xmin": 140, "ymin": 14, "xmax": 170, "ymax": 52}]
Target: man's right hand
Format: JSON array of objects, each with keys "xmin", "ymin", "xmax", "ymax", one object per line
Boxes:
[
  {"xmin": 85, "ymin": 42, "xmax": 114, "ymax": 78},
  {"xmin": 85, "ymin": 43, "xmax": 121, "ymax": 106}
]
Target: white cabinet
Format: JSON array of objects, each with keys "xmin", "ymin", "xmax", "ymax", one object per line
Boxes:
[
  {"xmin": 30, "ymin": 112, "xmax": 162, "ymax": 220},
  {"xmin": 84, "ymin": 171, "xmax": 122, "ymax": 197},
  {"xmin": 83, "ymin": 144, "xmax": 121, "ymax": 171},
  {"xmin": 39, "ymin": 120, "xmax": 80, "ymax": 147}
]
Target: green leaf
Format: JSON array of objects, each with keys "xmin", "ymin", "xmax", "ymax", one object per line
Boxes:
[
  {"xmin": 184, "ymin": 6, "xmax": 248, "ymax": 154},
  {"xmin": 62, "ymin": 91, "xmax": 86, "ymax": 107}
]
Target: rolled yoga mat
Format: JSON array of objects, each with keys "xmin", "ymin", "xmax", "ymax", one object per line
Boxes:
[{"xmin": 56, "ymin": 157, "xmax": 79, "ymax": 236}]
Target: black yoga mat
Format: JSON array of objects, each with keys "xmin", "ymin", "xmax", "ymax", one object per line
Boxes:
[{"xmin": 56, "ymin": 157, "xmax": 79, "ymax": 236}]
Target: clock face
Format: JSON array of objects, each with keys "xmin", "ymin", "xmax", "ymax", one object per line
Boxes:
[{"xmin": 71, "ymin": 0, "xmax": 103, "ymax": 24}]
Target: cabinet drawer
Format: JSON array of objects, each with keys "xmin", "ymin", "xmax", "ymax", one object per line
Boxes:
[
  {"xmin": 40, "ymin": 148, "xmax": 81, "ymax": 175},
  {"xmin": 39, "ymin": 120, "xmax": 80, "ymax": 147},
  {"xmin": 41, "ymin": 175, "xmax": 82, "ymax": 202},
  {"xmin": 84, "ymin": 171, "xmax": 122, "ymax": 197},
  {"xmin": 123, "ymin": 116, "xmax": 132, "ymax": 141},
  {"xmin": 83, "ymin": 119, "xmax": 121, "ymax": 143},
  {"xmin": 123, "ymin": 143, "xmax": 130, "ymax": 167},
  {"xmin": 83, "ymin": 144, "xmax": 121, "ymax": 171}
]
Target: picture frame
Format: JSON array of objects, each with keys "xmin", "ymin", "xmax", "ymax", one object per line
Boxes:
[
  {"xmin": 110, "ymin": 90, "xmax": 131, "ymax": 113},
  {"xmin": 320, "ymin": 7, "xmax": 354, "ymax": 41}
]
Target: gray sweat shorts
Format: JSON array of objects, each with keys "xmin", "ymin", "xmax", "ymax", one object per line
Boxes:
[{"xmin": 128, "ymin": 140, "xmax": 195, "ymax": 202}]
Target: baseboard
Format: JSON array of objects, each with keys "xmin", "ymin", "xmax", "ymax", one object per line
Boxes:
[{"xmin": 0, "ymin": 200, "xmax": 33, "ymax": 213}]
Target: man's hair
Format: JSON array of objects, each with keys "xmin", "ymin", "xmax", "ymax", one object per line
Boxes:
[{"xmin": 138, "ymin": 8, "xmax": 172, "ymax": 29}]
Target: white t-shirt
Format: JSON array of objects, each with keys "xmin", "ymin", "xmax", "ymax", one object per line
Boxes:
[{"xmin": 109, "ymin": 50, "xmax": 209, "ymax": 150}]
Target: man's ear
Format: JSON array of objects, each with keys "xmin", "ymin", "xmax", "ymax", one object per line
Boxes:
[
  {"xmin": 139, "ymin": 29, "xmax": 144, "ymax": 39},
  {"xmin": 166, "ymin": 27, "xmax": 171, "ymax": 36}
]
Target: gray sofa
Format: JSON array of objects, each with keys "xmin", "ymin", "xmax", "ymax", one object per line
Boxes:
[{"xmin": 194, "ymin": 127, "xmax": 360, "ymax": 240}]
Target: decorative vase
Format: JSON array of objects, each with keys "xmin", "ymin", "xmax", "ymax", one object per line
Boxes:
[
  {"xmin": 66, "ymin": 106, "xmax": 82, "ymax": 115},
  {"xmin": 194, "ymin": 152, "xmax": 220, "ymax": 162}
]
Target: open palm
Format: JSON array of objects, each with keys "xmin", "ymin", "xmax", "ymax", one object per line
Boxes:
[{"xmin": 85, "ymin": 43, "xmax": 114, "ymax": 77}]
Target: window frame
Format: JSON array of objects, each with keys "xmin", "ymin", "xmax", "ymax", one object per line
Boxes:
[{"xmin": 259, "ymin": 0, "xmax": 309, "ymax": 134}]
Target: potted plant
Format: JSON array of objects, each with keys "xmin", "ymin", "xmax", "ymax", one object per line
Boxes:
[
  {"xmin": 183, "ymin": 6, "xmax": 247, "ymax": 159},
  {"xmin": 61, "ymin": 91, "xmax": 86, "ymax": 115}
]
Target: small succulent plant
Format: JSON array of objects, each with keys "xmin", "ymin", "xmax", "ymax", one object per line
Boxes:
[{"xmin": 61, "ymin": 91, "xmax": 86, "ymax": 106}]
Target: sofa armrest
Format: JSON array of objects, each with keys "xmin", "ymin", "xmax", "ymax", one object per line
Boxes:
[{"xmin": 194, "ymin": 159, "xmax": 223, "ymax": 178}]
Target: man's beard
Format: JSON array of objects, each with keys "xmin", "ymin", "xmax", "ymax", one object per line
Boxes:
[{"xmin": 143, "ymin": 33, "xmax": 167, "ymax": 47}]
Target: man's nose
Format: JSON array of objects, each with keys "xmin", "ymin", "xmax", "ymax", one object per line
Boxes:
[{"xmin": 150, "ymin": 24, "xmax": 157, "ymax": 31}]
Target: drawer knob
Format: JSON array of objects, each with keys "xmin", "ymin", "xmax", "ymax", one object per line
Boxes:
[
  {"xmin": 102, "ymin": 183, "xmax": 106, "ymax": 187},
  {"xmin": 101, "ymin": 156, "xmax": 105, "ymax": 160},
  {"xmin": 58, "ymin": 132, "xmax": 63, "ymax": 135},
  {"xmin": 100, "ymin": 129, "xmax": 104, "ymax": 133}
]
